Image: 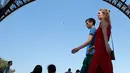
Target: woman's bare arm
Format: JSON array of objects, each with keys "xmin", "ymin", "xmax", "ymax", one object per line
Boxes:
[{"xmin": 101, "ymin": 21, "xmax": 111, "ymax": 54}]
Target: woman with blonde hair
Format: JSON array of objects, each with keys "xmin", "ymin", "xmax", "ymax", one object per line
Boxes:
[{"xmin": 88, "ymin": 8, "xmax": 113, "ymax": 73}]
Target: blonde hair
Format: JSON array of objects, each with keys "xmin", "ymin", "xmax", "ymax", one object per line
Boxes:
[{"xmin": 100, "ymin": 8, "xmax": 111, "ymax": 26}]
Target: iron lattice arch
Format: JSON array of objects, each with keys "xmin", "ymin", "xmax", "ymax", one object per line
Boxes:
[
  {"xmin": 0, "ymin": 0, "xmax": 35, "ymax": 22},
  {"xmin": 103, "ymin": 0, "xmax": 130, "ymax": 19}
]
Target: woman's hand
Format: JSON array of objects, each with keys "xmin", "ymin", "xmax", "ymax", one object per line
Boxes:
[{"xmin": 71, "ymin": 48, "xmax": 80, "ymax": 54}]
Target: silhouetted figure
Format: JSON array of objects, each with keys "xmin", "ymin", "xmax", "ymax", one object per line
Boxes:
[
  {"xmin": 75, "ymin": 69, "xmax": 80, "ymax": 73},
  {"xmin": 65, "ymin": 68, "xmax": 72, "ymax": 73},
  {"xmin": 31, "ymin": 65, "xmax": 42, "ymax": 73},
  {"xmin": 3, "ymin": 61, "xmax": 14, "ymax": 73},
  {"xmin": 47, "ymin": 64, "xmax": 56, "ymax": 73}
]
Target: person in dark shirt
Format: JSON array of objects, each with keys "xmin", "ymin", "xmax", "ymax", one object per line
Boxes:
[
  {"xmin": 47, "ymin": 64, "xmax": 56, "ymax": 73},
  {"xmin": 31, "ymin": 65, "xmax": 42, "ymax": 73},
  {"xmin": 65, "ymin": 68, "xmax": 72, "ymax": 73},
  {"xmin": 3, "ymin": 61, "xmax": 13, "ymax": 73}
]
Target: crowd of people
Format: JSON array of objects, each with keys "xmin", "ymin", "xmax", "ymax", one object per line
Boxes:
[
  {"xmin": 31, "ymin": 64, "xmax": 56, "ymax": 73},
  {"xmin": 31, "ymin": 65, "xmax": 80, "ymax": 73},
  {"xmin": 0, "ymin": 60, "xmax": 80, "ymax": 73}
]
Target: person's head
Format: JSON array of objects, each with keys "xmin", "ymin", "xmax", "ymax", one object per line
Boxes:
[
  {"xmin": 85, "ymin": 18, "xmax": 96, "ymax": 29},
  {"xmin": 68, "ymin": 68, "xmax": 71, "ymax": 72},
  {"xmin": 31, "ymin": 65, "xmax": 42, "ymax": 73},
  {"xmin": 8, "ymin": 61, "xmax": 12, "ymax": 67},
  {"xmin": 98, "ymin": 8, "xmax": 111, "ymax": 23},
  {"xmin": 75, "ymin": 69, "xmax": 80, "ymax": 73},
  {"xmin": 47, "ymin": 64, "xmax": 56, "ymax": 73}
]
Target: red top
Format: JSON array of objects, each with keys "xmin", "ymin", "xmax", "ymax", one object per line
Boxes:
[{"xmin": 94, "ymin": 23, "xmax": 111, "ymax": 54}]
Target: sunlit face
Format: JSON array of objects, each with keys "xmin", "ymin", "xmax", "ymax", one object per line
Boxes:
[
  {"xmin": 98, "ymin": 11, "xmax": 104, "ymax": 20},
  {"xmin": 86, "ymin": 21, "xmax": 93, "ymax": 29}
]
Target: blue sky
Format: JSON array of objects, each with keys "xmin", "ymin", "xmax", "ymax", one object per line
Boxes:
[{"xmin": 0, "ymin": 0, "xmax": 130, "ymax": 73}]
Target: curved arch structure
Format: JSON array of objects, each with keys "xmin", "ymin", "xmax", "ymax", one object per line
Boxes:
[
  {"xmin": 0, "ymin": 0, "xmax": 35, "ymax": 22},
  {"xmin": 103, "ymin": 0, "xmax": 130, "ymax": 19}
]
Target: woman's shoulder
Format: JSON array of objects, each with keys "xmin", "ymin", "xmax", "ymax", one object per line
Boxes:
[{"xmin": 100, "ymin": 20, "xmax": 110, "ymax": 28}]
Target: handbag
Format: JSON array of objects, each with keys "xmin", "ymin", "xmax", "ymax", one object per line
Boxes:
[{"xmin": 110, "ymin": 33, "xmax": 116, "ymax": 60}]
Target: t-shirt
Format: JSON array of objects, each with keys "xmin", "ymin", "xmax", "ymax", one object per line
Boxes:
[{"xmin": 86, "ymin": 27, "xmax": 96, "ymax": 55}]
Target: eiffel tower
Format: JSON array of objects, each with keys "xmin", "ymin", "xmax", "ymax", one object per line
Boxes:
[
  {"xmin": 103, "ymin": 0, "xmax": 130, "ymax": 19},
  {"xmin": 0, "ymin": 0, "xmax": 35, "ymax": 22}
]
